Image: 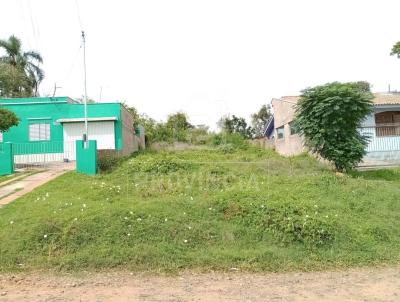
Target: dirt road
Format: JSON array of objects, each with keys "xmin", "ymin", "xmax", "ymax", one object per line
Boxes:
[{"xmin": 0, "ymin": 266, "xmax": 399, "ymax": 301}]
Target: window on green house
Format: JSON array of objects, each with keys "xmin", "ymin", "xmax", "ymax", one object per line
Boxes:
[
  {"xmin": 276, "ymin": 126, "xmax": 284, "ymax": 139},
  {"xmin": 0, "ymin": 132, "xmax": 2, "ymax": 142},
  {"xmin": 29, "ymin": 123, "xmax": 50, "ymax": 141},
  {"xmin": 289, "ymin": 121, "xmax": 300, "ymax": 135}
]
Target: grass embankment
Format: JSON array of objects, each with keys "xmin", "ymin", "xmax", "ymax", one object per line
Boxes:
[{"xmin": 0, "ymin": 146, "xmax": 400, "ymax": 272}]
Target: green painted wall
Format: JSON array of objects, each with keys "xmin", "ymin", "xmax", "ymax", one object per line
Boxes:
[
  {"xmin": 76, "ymin": 140, "xmax": 97, "ymax": 175},
  {"xmin": 0, "ymin": 97, "xmax": 124, "ymax": 154},
  {"xmin": 0, "ymin": 143, "xmax": 14, "ymax": 175}
]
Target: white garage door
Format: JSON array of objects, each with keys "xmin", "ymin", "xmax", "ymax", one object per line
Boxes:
[{"xmin": 63, "ymin": 121, "xmax": 116, "ymax": 160}]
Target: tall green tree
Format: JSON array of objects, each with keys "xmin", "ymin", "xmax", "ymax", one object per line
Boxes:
[
  {"xmin": 0, "ymin": 108, "xmax": 19, "ymax": 132},
  {"xmin": 219, "ymin": 115, "xmax": 255, "ymax": 139},
  {"xmin": 0, "ymin": 62, "xmax": 32, "ymax": 97},
  {"xmin": 251, "ymin": 104, "xmax": 272, "ymax": 138},
  {"xmin": 295, "ymin": 82, "xmax": 373, "ymax": 172},
  {"xmin": 0, "ymin": 35, "xmax": 44, "ymax": 96}
]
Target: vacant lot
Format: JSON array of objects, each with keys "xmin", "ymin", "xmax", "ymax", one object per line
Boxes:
[{"xmin": 0, "ymin": 146, "xmax": 400, "ymax": 272}]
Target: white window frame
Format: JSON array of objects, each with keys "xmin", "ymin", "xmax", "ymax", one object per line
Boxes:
[
  {"xmin": 29, "ymin": 123, "xmax": 51, "ymax": 141},
  {"xmin": 0, "ymin": 132, "xmax": 3, "ymax": 143}
]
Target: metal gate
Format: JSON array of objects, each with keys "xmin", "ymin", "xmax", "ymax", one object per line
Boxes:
[
  {"xmin": 13, "ymin": 141, "xmax": 76, "ymax": 171},
  {"xmin": 358, "ymin": 125, "xmax": 400, "ymax": 167}
]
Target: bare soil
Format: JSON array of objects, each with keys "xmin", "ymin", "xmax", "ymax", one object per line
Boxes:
[{"xmin": 0, "ymin": 266, "xmax": 399, "ymax": 301}]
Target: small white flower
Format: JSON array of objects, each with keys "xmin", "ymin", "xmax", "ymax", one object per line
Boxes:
[
  {"xmin": 184, "ymin": 239, "xmax": 188, "ymax": 243},
  {"xmin": 124, "ymin": 217, "xmax": 128, "ymax": 220},
  {"xmin": 188, "ymin": 226, "xmax": 192, "ymax": 230},
  {"xmin": 130, "ymin": 211, "xmax": 133, "ymax": 215},
  {"xmin": 190, "ymin": 196, "xmax": 194, "ymax": 201},
  {"xmin": 127, "ymin": 233, "xmax": 131, "ymax": 236},
  {"xmin": 74, "ymin": 218, "xmax": 78, "ymax": 221},
  {"xmin": 165, "ymin": 218, "xmax": 168, "ymax": 222},
  {"xmin": 209, "ymin": 207, "xmax": 212, "ymax": 211},
  {"xmin": 45, "ymin": 193, "xmax": 49, "ymax": 197},
  {"xmin": 137, "ymin": 218, "xmax": 142, "ymax": 221},
  {"xmin": 9, "ymin": 221, "xmax": 14, "ymax": 224},
  {"xmin": 43, "ymin": 234, "xmax": 48, "ymax": 239},
  {"xmin": 83, "ymin": 204, "xmax": 86, "ymax": 208}
]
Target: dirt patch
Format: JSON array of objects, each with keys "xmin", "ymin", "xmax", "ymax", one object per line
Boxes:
[{"xmin": 0, "ymin": 266, "xmax": 399, "ymax": 301}]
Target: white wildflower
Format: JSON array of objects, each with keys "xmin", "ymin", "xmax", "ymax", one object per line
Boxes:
[
  {"xmin": 43, "ymin": 234, "xmax": 48, "ymax": 239},
  {"xmin": 184, "ymin": 239, "xmax": 188, "ymax": 243},
  {"xmin": 9, "ymin": 221, "xmax": 13, "ymax": 224}
]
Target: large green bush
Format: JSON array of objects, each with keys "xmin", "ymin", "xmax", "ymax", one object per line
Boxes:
[{"xmin": 295, "ymin": 82, "xmax": 373, "ymax": 172}]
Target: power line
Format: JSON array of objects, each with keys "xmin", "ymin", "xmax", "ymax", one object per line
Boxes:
[
  {"xmin": 27, "ymin": 0, "xmax": 39, "ymax": 49},
  {"xmin": 74, "ymin": 0, "xmax": 84, "ymax": 30}
]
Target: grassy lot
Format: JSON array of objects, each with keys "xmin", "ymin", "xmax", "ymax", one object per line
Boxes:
[{"xmin": 0, "ymin": 145, "xmax": 400, "ymax": 272}]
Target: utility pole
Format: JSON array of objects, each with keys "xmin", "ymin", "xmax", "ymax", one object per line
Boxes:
[{"xmin": 82, "ymin": 30, "xmax": 89, "ymax": 146}]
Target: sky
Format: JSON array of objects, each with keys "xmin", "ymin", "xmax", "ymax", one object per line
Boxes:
[{"xmin": 1, "ymin": 0, "xmax": 400, "ymax": 129}]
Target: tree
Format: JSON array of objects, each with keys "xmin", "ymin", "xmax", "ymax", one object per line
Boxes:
[
  {"xmin": 390, "ymin": 41, "xmax": 400, "ymax": 59},
  {"xmin": 251, "ymin": 104, "xmax": 272, "ymax": 138},
  {"xmin": 0, "ymin": 35, "xmax": 44, "ymax": 96},
  {"xmin": 219, "ymin": 115, "xmax": 255, "ymax": 139},
  {"xmin": 0, "ymin": 62, "xmax": 32, "ymax": 97},
  {"xmin": 166, "ymin": 112, "xmax": 193, "ymax": 131},
  {"xmin": 0, "ymin": 108, "xmax": 19, "ymax": 132},
  {"xmin": 295, "ymin": 82, "xmax": 373, "ymax": 172}
]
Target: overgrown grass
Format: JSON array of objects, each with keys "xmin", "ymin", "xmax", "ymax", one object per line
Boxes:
[{"xmin": 1, "ymin": 146, "xmax": 400, "ymax": 273}]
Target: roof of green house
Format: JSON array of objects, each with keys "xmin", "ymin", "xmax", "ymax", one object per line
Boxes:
[{"xmin": 0, "ymin": 96, "xmax": 76, "ymax": 105}]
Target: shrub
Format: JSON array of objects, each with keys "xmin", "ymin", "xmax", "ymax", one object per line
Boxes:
[
  {"xmin": 0, "ymin": 108, "xmax": 19, "ymax": 132},
  {"xmin": 295, "ymin": 82, "xmax": 373, "ymax": 172},
  {"xmin": 129, "ymin": 155, "xmax": 194, "ymax": 174},
  {"xmin": 97, "ymin": 154, "xmax": 124, "ymax": 172},
  {"xmin": 252, "ymin": 202, "xmax": 336, "ymax": 247},
  {"xmin": 211, "ymin": 133, "xmax": 249, "ymax": 149}
]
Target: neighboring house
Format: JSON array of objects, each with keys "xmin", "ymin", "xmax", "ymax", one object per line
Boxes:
[
  {"xmin": 0, "ymin": 97, "xmax": 144, "ymax": 163},
  {"xmin": 267, "ymin": 93, "xmax": 400, "ymax": 165},
  {"xmin": 269, "ymin": 96, "xmax": 304, "ymax": 156}
]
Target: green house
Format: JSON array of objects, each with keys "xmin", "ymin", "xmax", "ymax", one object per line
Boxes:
[{"xmin": 0, "ymin": 97, "xmax": 141, "ymax": 163}]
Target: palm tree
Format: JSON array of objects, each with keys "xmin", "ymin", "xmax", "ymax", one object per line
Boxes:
[{"xmin": 0, "ymin": 35, "xmax": 44, "ymax": 96}]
